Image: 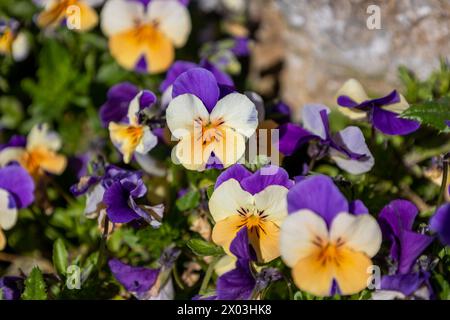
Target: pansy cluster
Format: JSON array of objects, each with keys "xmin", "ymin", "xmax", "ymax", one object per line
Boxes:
[{"xmin": 0, "ymin": 0, "xmax": 449, "ymax": 302}]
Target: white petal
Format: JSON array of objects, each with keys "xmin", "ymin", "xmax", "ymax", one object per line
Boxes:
[
  {"xmin": 147, "ymin": 278, "xmax": 175, "ymax": 300},
  {"xmin": 210, "ymin": 93, "xmax": 258, "ymax": 137},
  {"xmin": 335, "ymin": 79, "xmax": 368, "ymax": 120},
  {"xmin": 101, "ymin": 0, "xmax": 145, "ymax": 36},
  {"xmin": 382, "ymin": 94, "xmax": 410, "ymax": 114},
  {"xmin": 279, "ymin": 209, "xmax": 328, "ymax": 267},
  {"xmin": 161, "ymin": 86, "xmax": 173, "ymax": 109},
  {"xmin": 214, "ymin": 255, "xmax": 236, "ymax": 276},
  {"xmin": 330, "ymin": 212, "xmax": 382, "ymax": 258},
  {"xmin": 0, "ymin": 188, "xmax": 18, "ymax": 230},
  {"xmin": 253, "ymin": 185, "xmax": 288, "ymax": 225},
  {"xmin": 0, "ymin": 147, "xmax": 25, "ymax": 167},
  {"xmin": 27, "ymin": 123, "xmax": 61, "ymax": 151},
  {"xmin": 173, "ymin": 132, "xmax": 207, "ymax": 171},
  {"xmin": 127, "ymin": 92, "xmax": 142, "ymax": 125},
  {"xmin": 209, "ymin": 128, "xmax": 246, "ymax": 168},
  {"xmin": 12, "ymin": 32, "xmax": 29, "ymax": 62},
  {"xmin": 134, "ymin": 153, "xmax": 166, "ymax": 177},
  {"xmin": 84, "ymin": 184, "xmax": 105, "ymax": 218},
  {"xmin": 330, "ymin": 126, "xmax": 374, "ymax": 175},
  {"xmin": 208, "ymin": 179, "xmax": 254, "ymax": 222},
  {"xmin": 371, "ymin": 290, "xmax": 405, "ymax": 300},
  {"xmin": 136, "ymin": 127, "xmax": 158, "ymax": 154},
  {"xmin": 301, "ymin": 104, "xmax": 330, "ymax": 139},
  {"xmin": 166, "ymin": 94, "xmax": 209, "ymax": 139},
  {"xmin": 147, "ymin": 0, "xmax": 191, "ymax": 47}
]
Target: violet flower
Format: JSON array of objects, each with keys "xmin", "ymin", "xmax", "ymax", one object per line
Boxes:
[
  {"xmin": 279, "ymin": 104, "xmax": 374, "ymax": 175},
  {"xmin": 0, "ymin": 276, "xmax": 23, "ymax": 300},
  {"xmin": 430, "ymin": 203, "xmax": 450, "ymax": 246},
  {"xmin": 71, "ymin": 165, "xmax": 163, "ymax": 226},
  {"xmin": 0, "ymin": 165, "xmax": 35, "ymax": 250},
  {"xmin": 336, "ymin": 79, "xmax": 420, "ymax": 135}
]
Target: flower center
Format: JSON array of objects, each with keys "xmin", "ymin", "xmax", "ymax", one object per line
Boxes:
[
  {"xmin": 195, "ymin": 118, "xmax": 225, "ymax": 146},
  {"xmin": 312, "ymin": 236, "xmax": 346, "ymax": 267},
  {"xmin": 236, "ymin": 207, "xmax": 268, "ymax": 239},
  {"xmin": 133, "ymin": 24, "xmax": 161, "ymax": 43},
  {"xmin": 20, "ymin": 147, "xmax": 52, "ymax": 177}
]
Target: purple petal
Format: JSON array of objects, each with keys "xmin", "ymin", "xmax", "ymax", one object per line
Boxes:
[
  {"xmin": 240, "ymin": 165, "xmax": 294, "ymax": 195},
  {"xmin": 216, "ymin": 266, "xmax": 255, "ymax": 300},
  {"xmin": 0, "ymin": 276, "xmax": 23, "ymax": 300},
  {"xmin": 380, "ymin": 272, "xmax": 430, "ymax": 297},
  {"xmin": 0, "ymin": 165, "xmax": 34, "ymax": 208},
  {"xmin": 287, "ymin": 175, "xmax": 348, "ymax": 226},
  {"xmin": 99, "ymin": 82, "xmax": 139, "ymax": 127},
  {"xmin": 0, "ymin": 135, "xmax": 26, "ymax": 152},
  {"xmin": 349, "ymin": 200, "xmax": 368, "ymax": 215},
  {"xmin": 135, "ymin": 55, "xmax": 147, "ymax": 73},
  {"xmin": 365, "ymin": 90, "xmax": 400, "ymax": 107},
  {"xmin": 378, "ymin": 199, "xmax": 418, "ymax": 237},
  {"xmin": 199, "ymin": 59, "xmax": 234, "ymax": 87},
  {"xmin": 229, "ymin": 227, "xmax": 256, "ymax": 261},
  {"xmin": 108, "ymin": 259, "xmax": 159, "ymax": 294},
  {"xmin": 215, "ymin": 164, "xmax": 252, "ymax": 189},
  {"xmin": 231, "ymin": 37, "xmax": 250, "ymax": 57},
  {"xmin": 278, "ymin": 123, "xmax": 317, "ymax": 156},
  {"xmin": 337, "ymin": 95, "xmax": 359, "ymax": 108},
  {"xmin": 103, "ymin": 182, "xmax": 139, "ymax": 223},
  {"xmin": 397, "ymin": 231, "xmax": 434, "ymax": 274},
  {"xmin": 172, "ymin": 68, "xmax": 219, "ymax": 112},
  {"xmin": 372, "ymin": 107, "xmax": 420, "ymax": 135},
  {"xmin": 70, "ymin": 176, "xmax": 99, "ymax": 196},
  {"xmin": 160, "ymin": 60, "xmax": 197, "ymax": 92},
  {"xmin": 139, "ymin": 90, "xmax": 157, "ymax": 109},
  {"xmin": 430, "ymin": 203, "xmax": 450, "ymax": 246}
]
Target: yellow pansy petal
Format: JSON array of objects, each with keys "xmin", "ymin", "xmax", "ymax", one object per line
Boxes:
[
  {"xmin": 335, "ymin": 79, "xmax": 368, "ymax": 120},
  {"xmin": 382, "ymin": 93, "xmax": 410, "ymax": 114},
  {"xmin": 333, "ymin": 246, "xmax": 373, "ymax": 296},
  {"xmin": 250, "ymin": 220, "xmax": 281, "ymax": 263},
  {"xmin": 34, "ymin": 148, "xmax": 68, "ymax": 175},
  {"xmin": 143, "ymin": 27, "xmax": 175, "ymax": 74},
  {"xmin": 0, "ymin": 229, "xmax": 6, "ymax": 251},
  {"xmin": 109, "ymin": 122, "xmax": 144, "ymax": 164},
  {"xmin": 37, "ymin": 1, "xmax": 67, "ymax": 28},
  {"xmin": 0, "ymin": 29, "xmax": 14, "ymax": 55},
  {"xmin": 210, "ymin": 128, "xmax": 246, "ymax": 168},
  {"xmin": 253, "ymin": 185, "xmax": 288, "ymax": 225},
  {"xmin": 330, "ymin": 213, "xmax": 382, "ymax": 258},
  {"xmin": 72, "ymin": 2, "xmax": 99, "ymax": 31},
  {"xmin": 209, "ymin": 179, "xmax": 254, "ymax": 222},
  {"xmin": 292, "ymin": 250, "xmax": 335, "ymax": 297},
  {"xmin": 211, "ymin": 215, "xmax": 244, "ymax": 254},
  {"xmin": 109, "ymin": 29, "xmax": 146, "ymax": 71},
  {"xmin": 280, "ymin": 209, "xmax": 328, "ymax": 267}
]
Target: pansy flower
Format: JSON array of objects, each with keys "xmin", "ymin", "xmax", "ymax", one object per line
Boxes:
[
  {"xmin": 209, "ymin": 164, "xmax": 293, "ymax": 262},
  {"xmin": 336, "ymin": 79, "xmax": 420, "ymax": 135},
  {"xmin": 109, "ymin": 247, "xmax": 180, "ymax": 300},
  {"xmin": 430, "ymin": 202, "xmax": 450, "ymax": 246},
  {"xmin": 160, "ymin": 59, "xmax": 234, "ymax": 107},
  {"xmin": 279, "ymin": 104, "xmax": 374, "ymax": 175},
  {"xmin": 101, "ymin": 0, "xmax": 191, "ymax": 74},
  {"xmin": 71, "ymin": 165, "xmax": 163, "ymax": 226},
  {"xmin": 378, "ymin": 200, "xmax": 434, "ymax": 274},
  {"xmin": 99, "ymin": 82, "xmax": 139, "ymax": 127},
  {"xmin": 0, "ymin": 124, "xmax": 67, "ymax": 178},
  {"xmin": 0, "ymin": 19, "xmax": 29, "ymax": 61},
  {"xmin": 214, "ymin": 227, "xmax": 281, "ymax": 300},
  {"xmin": 108, "ymin": 90, "xmax": 159, "ymax": 164},
  {"xmin": 166, "ymin": 68, "xmax": 258, "ymax": 170},
  {"xmin": 0, "ymin": 276, "xmax": 23, "ymax": 300},
  {"xmin": 35, "ymin": 0, "xmax": 103, "ymax": 31},
  {"xmin": 280, "ymin": 175, "xmax": 382, "ymax": 297},
  {"xmin": 0, "ymin": 165, "xmax": 35, "ymax": 250}
]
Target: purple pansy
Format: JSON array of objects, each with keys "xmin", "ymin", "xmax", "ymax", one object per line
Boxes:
[
  {"xmin": 286, "ymin": 174, "xmax": 368, "ymax": 227},
  {"xmin": 71, "ymin": 165, "xmax": 163, "ymax": 226},
  {"xmin": 0, "ymin": 276, "xmax": 23, "ymax": 300},
  {"xmin": 374, "ymin": 271, "xmax": 433, "ymax": 300},
  {"xmin": 336, "ymin": 79, "xmax": 420, "ymax": 135},
  {"xmin": 160, "ymin": 60, "xmax": 234, "ymax": 107},
  {"xmin": 99, "ymin": 82, "xmax": 139, "ymax": 127},
  {"xmin": 215, "ymin": 164, "xmax": 294, "ymax": 195},
  {"xmin": 0, "ymin": 135, "xmax": 26, "ymax": 152},
  {"xmin": 430, "ymin": 203, "xmax": 450, "ymax": 246},
  {"xmin": 378, "ymin": 200, "xmax": 434, "ymax": 274},
  {"xmin": 109, "ymin": 247, "xmax": 180, "ymax": 300},
  {"xmin": 279, "ymin": 104, "xmax": 374, "ymax": 175}
]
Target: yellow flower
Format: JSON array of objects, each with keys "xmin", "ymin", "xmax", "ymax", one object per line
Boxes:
[
  {"xmin": 101, "ymin": 0, "xmax": 191, "ymax": 74},
  {"xmin": 0, "ymin": 124, "xmax": 67, "ymax": 178},
  {"xmin": 209, "ymin": 179, "xmax": 288, "ymax": 263},
  {"xmin": 280, "ymin": 209, "xmax": 382, "ymax": 297},
  {"xmin": 0, "ymin": 22, "xmax": 29, "ymax": 61},
  {"xmin": 36, "ymin": 0, "xmax": 102, "ymax": 31}
]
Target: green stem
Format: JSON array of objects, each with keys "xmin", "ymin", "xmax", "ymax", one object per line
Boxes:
[
  {"xmin": 172, "ymin": 265, "xmax": 185, "ymax": 290},
  {"xmin": 199, "ymin": 257, "xmax": 219, "ymax": 295},
  {"xmin": 97, "ymin": 216, "xmax": 110, "ymax": 272},
  {"xmin": 437, "ymin": 156, "xmax": 449, "ymax": 207}
]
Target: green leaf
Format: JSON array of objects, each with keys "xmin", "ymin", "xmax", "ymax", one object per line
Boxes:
[
  {"xmin": 53, "ymin": 238, "xmax": 69, "ymax": 277},
  {"xmin": 176, "ymin": 190, "xmax": 200, "ymax": 211},
  {"xmin": 401, "ymin": 98, "xmax": 450, "ymax": 131},
  {"xmin": 21, "ymin": 267, "xmax": 47, "ymax": 300},
  {"xmin": 187, "ymin": 239, "xmax": 224, "ymax": 256},
  {"xmin": 206, "ymin": 185, "xmax": 215, "ymax": 199}
]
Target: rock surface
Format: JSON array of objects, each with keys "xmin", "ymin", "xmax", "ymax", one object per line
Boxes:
[{"xmin": 249, "ymin": 0, "xmax": 450, "ymax": 116}]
